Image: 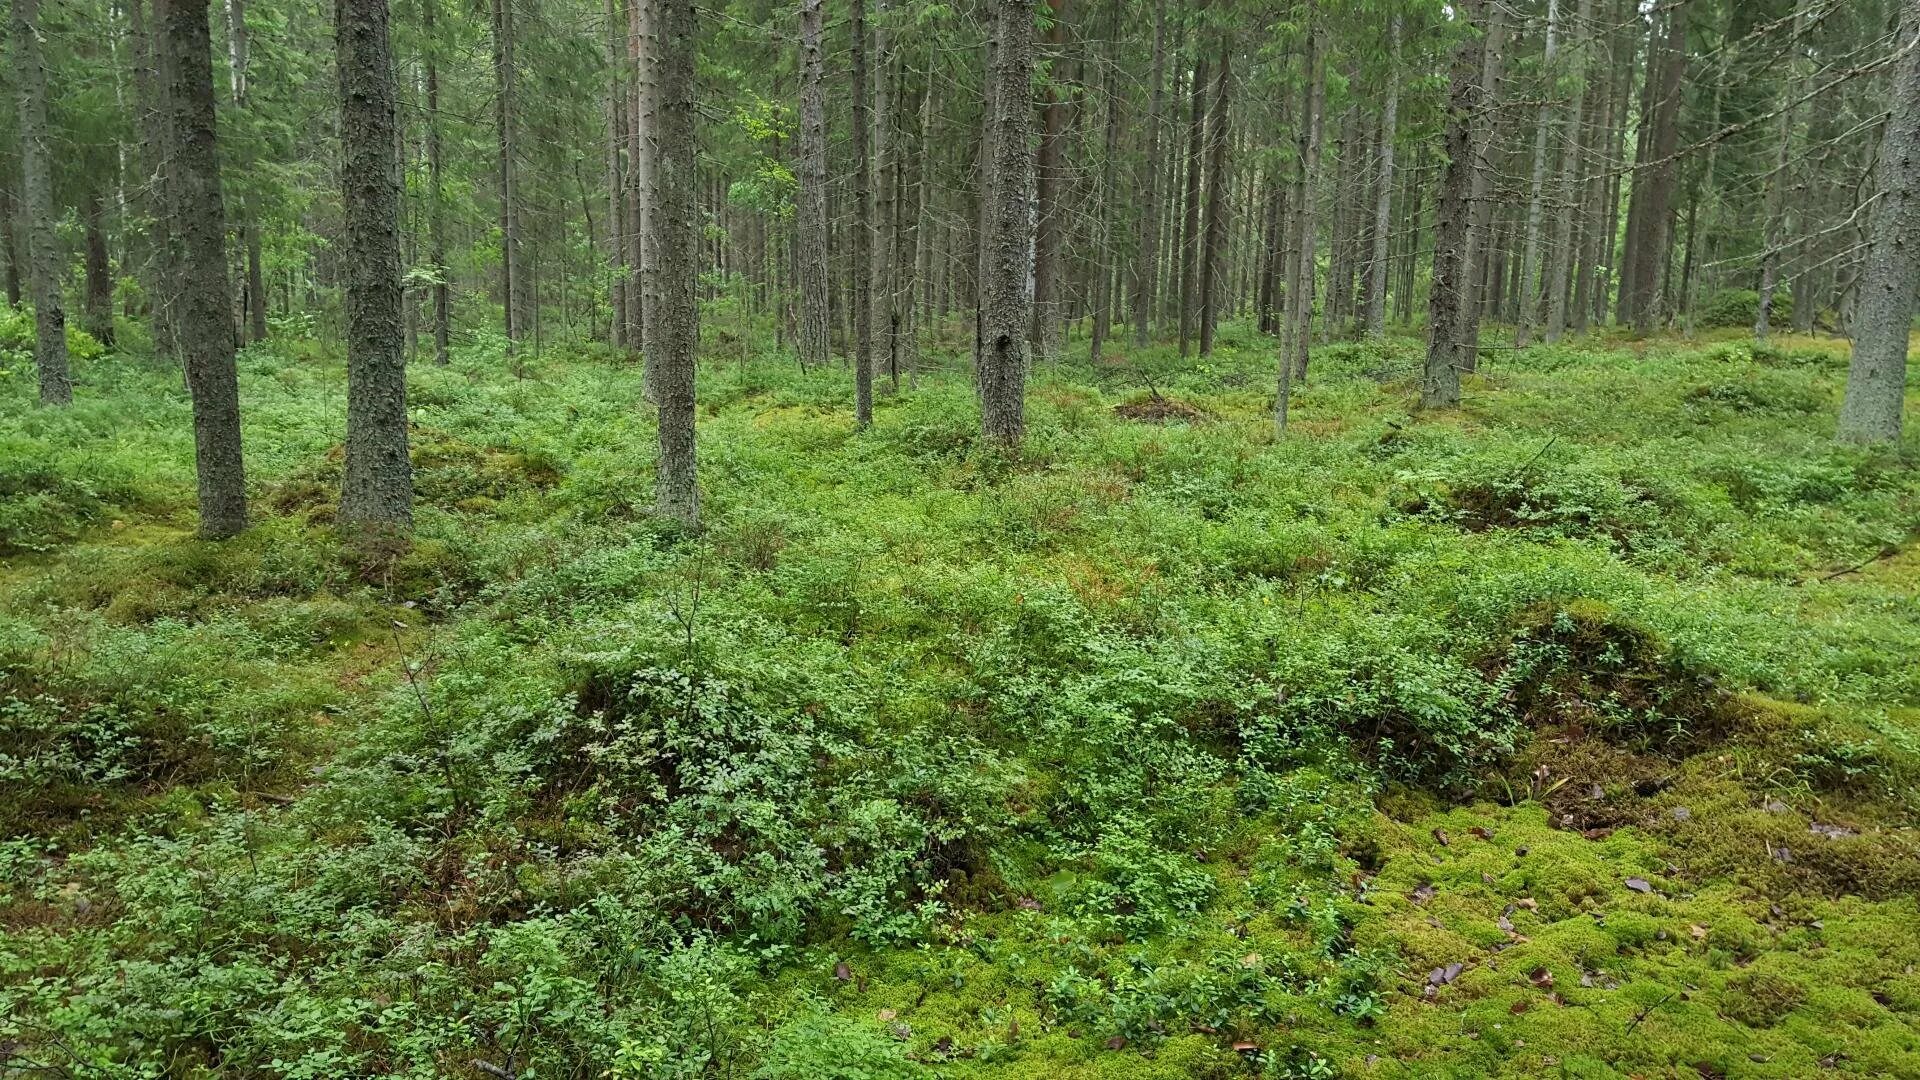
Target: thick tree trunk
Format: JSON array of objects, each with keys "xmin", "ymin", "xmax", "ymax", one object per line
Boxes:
[
  {"xmin": 1836, "ymin": 0, "xmax": 1920, "ymax": 444},
  {"xmin": 1197, "ymin": 47, "xmax": 1230, "ymax": 356},
  {"xmin": 165, "ymin": 0, "xmax": 247, "ymax": 534},
  {"xmin": 337, "ymin": 0, "xmax": 412, "ymax": 528},
  {"xmin": 11, "ymin": 0, "xmax": 72, "ymax": 404},
  {"xmin": 651, "ymin": 0, "xmax": 700, "ymax": 523},
  {"xmin": 1365, "ymin": 19, "xmax": 1399, "ymax": 339},
  {"xmin": 979, "ymin": 0, "xmax": 1033, "ymax": 445},
  {"xmin": 796, "ymin": 0, "xmax": 830, "ymax": 371},
  {"xmin": 1129, "ymin": 0, "xmax": 1167, "ymax": 346},
  {"xmin": 1423, "ymin": 0, "xmax": 1486, "ymax": 410}
]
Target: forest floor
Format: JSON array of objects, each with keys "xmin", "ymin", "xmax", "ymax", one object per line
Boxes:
[{"xmin": 4, "ymin": 318, "xmax": 1920, "ymax": 1079}]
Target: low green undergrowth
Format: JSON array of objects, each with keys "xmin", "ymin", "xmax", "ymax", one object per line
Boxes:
[{"xmin": 2, "ymin": 322, "xmax": 1918, "ymax": 1077}]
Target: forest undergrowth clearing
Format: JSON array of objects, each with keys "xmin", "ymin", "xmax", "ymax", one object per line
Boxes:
[{"xmin": 2, "ymin": 325, "xmax": 1918, "ymax": 1077}]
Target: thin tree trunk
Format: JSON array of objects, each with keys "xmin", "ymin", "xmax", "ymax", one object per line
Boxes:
[
  {"xmin": 853, "ymin": 0, "xmax": 874, "ymax": 426},
  {"xmin": 1177, "ymin": 47, "xmax": 1209, "ymax": 356},
  {"xmin": 1515, "ymin": 0, "xmax": 1560, "ymax": 347},
  {"xmin": 1836, "ymin": 0, "xmax": 1920, "ymax": 444},
  {"xmin": 1088, "ymin": 0, "xmax": 1121, "ymax": 363},
  {"xmin": 492, "ymin": 0, "xmax": 528, "ymax": 347},
  {"xmin": 606, "ymin": 0, "xmax": 627, "ymax": 350},
  {"xmin": 0, "ymin": 177, "xmax": 19, "ymax": 307},
  {"xmin": 337, "ymin": 0, "xmax": 412, "ymax": 528},
  {"xmin": 1623, "ymin": 0, "xmax": 1686, "ymax": 333},
  {"xmin": 1198, "ymin": 47, "xmax": 1230, "ymax": 356},
  {"xmin": 1030, "ymin": 0, "xmax": 1067, "ymax": 360},
  {"xmin": 1365, "ymin": 18, "xmax": 1399, "ymax": 338},
  {"xmin": 11, "ymin": 0, "xmax": 72, "ymax": 404},
  {"xmin": 166, "ymin": 0, "xmax": 247, "ymax": 533},
  {"xmin": 1756, "ymin": 0, "xmax": 1810, "ymax": 345},
  {"xmin": 1129, "ymin": 0, "xmax": 1167, "ymax": 346},
  {"xmin": 424, "ymin": 0, "xmax": 449, "ymax": 364},
  {"xmin": 1458, "ymin": 1, "xmax": 1504, "ymax": 373}
]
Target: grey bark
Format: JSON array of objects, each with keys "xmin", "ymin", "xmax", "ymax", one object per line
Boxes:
[
  {"xmin": 1129, "ymin": 0, "xmax": 1167, "ymax": 346},
  {"xmin": 337, "ymin": 0, "xmax": 413, "ymax": 528},
  {"xmin": 1030, "ymin": 0, "xmax": 1067, "ymax": 361},
  {"xmin": 165, "ymin": 0, "xmax": 247, "ymax": 535},
  {"xmin": 1543, "ymin": 0, "xmax": 1590, "ymax": 342},
  {"xmin": 853, "ymin": 0, "xmax": 874, "ymax": 426},
  {"xmin": 424, "ymin": 0, "xmax": 449, "ymax": 364},
  {"xmin": 1198, "ymin": 47, "xmax": 1229, "ymax": 356},
  {"xmin": 795, "ymin": 0, "xmax": 829, "ymax": 371},
  {"xmin": 1365, "ymin": 18, "xmax": 1399, "ymax": 338},
  {"xmin": 651, "ymin": 0, "xmax": 699, "ymax": 524},
  {"xmin": 1423, "ymin": 0, "xmax": 1486, "ymax": 410},
  {"xmin": 1177, "ymin": 48, "xmax": 1209, "ymax": 356},
  {"xmin": 491, "ymin": 0, "xmax": 525, "ymax": 346},
  {"xmin": 225, "ymin": 0, "xmax": 267, "ymax": 343},
  {"xmin": 1836, "ymin": 0, "xmax": 1920, "ymax": 444},
  {"xmin": 979, "ymin": 0, "xmax": 1033, "ymax": 445},
  {"xmin": 12, "ymin": 0, "xmax": 72, "ymax": 404},
  {"xmin": 1516, "ymin": 0, "xmax": 1560, "ymax": 347}
]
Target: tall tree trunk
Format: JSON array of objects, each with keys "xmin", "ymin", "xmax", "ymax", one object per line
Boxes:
[
  {"xmin": 1622, "ymin": 0, "xmax": 1686, "ymax": 334},
  {"xmin": 629, "ymin": 0, "xmax": 653, "ymax": 365},
  {"xmin": 606, "ymin": 0, "xmax": 627, "ymax": 350},
  {"xmin": 1276, "ymin": 14, "xmax": 1324, "ymax": 431},
  {"xmin": 1836, "ymin": 0, "xmax": 1920, "ymax": 444},
  {"xmin": 224, "ymin": 0, "xmax": 267, "ymax": 343},
  {"xmin": 1423, "ymin": 0, "xmax": 1487, "ymax": 410},
  {"xmin": 1285, "ymin": 22, "xmax": 1325, "ymax": 382},
  {"xmin": 979, "ymin": 0, "xmax": 1033, "ymax": 444},
  {"xmin": 337, "ymin": 0, "xmax": 412, "ymax": 528},
  {"xmin": 1515, "ymin": 0, "xmax": 1560, "ymax": 347},
  {"xmin": 853, "ymin": 0, "xmax": 874, "ymax": 426},
  {"xmin": 1365, "ymin": 18, "xmax": 1399, "ymax": 338},
  {"xmin": 1197, "ymin": 47, "xmax": 1230, "ymax": 356},
  {"xmin": 1088, "ymin": 0, "xmax": 1121, "ymax": 363},
  {"xmin": 1129, "ymin": 0, "xmax": 1167, "ymax": 346},
  {"xmin": 491, "ymin": 0, "xmax": 525, "ymax": 347},
  {"xmin": 424, "ymin": 0, "xmax": 449, "ymax": 364},
  {"xmin": 11, "ymin": 0, "xmax": 72, "ymax": 404},
  {"xmin": 1543, "ymin": 0, "xmax": 1591, "ymax": 342},
  {"xmin": 1030, "ymin": 0, "xmax": 1067, "ymax": 361},
  {"xmin": 1755, "ymin": 0, "xmax": 1810, "ymax": 345},
  {"xmin": 1177, "ymin": 47, "xmax": 1209, "ymax": 356},
  {"xmin": 651, "ymin": 0, "xmax": 700, "ymax": 523},
  {"xmin": 796, "ymin": 0, "xmax": 830, "ymax": 371},
  {"xmin": 1457, "ymin": 1, "xmax": 1503, "ymax": 372},
  {"xmin": 165, "ymin": 0, "xmax": 247, "ymax": 534}
]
